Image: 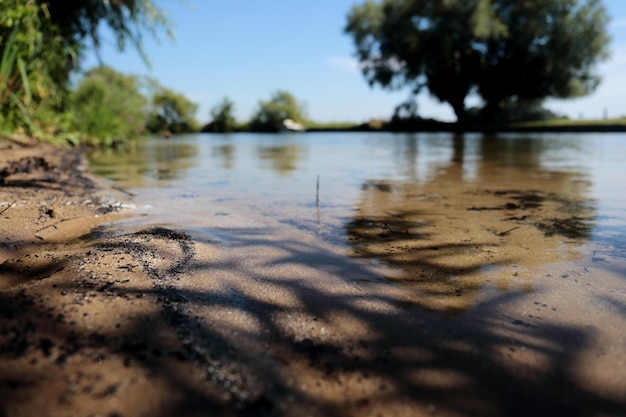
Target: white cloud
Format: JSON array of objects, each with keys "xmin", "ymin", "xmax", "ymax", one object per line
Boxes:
[
  {"xmin": 610, "ymin": 18, "xmax": 626, "ymax": 29},
  {"xmin": 328, "ymin": 56, "xmax": 361, "ymax": 73},
  {"xmin": 188, "ymin": 92, "xmax": 212, "ymax": 103},
  {"xmin": 600, "ymin": 44, "xmax": 626, "ymax": 76},
  {"xmin": 328, "ymin": 55, "xmax": 406, "ymax": 74}
]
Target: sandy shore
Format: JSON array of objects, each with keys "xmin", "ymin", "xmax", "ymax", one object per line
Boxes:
[{"xmin": 1, "ymin": 140, "xmax": 625, "ymax": 417}]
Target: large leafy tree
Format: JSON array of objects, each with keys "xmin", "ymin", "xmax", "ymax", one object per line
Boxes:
[{"xmin": 345, "ymin": 0, "xmax": 611, "ymax": 122}]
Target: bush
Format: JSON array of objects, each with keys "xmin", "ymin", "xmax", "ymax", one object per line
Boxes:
[
  {"xmin": 203, "ymin": 96, "xmax": 238, "ymax": 133},
  {"xmin": 249, "ymin": 90, "xmax": 306, "ymax": 132},
  {"xmin": 70, "ymin": 66, "xmax": 146, "ymax": 146},
  {"xmin": 145, "ymin": 80, "xmax": 199, "ymax": 135}
]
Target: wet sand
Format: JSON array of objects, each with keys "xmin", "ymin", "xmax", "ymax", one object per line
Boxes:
[{"xmin": 1, "ymin": 141, "xmax": 625, "ymax": 417}]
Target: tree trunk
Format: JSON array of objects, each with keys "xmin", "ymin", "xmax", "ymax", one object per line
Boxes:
[
  {"xmin": 482, "ymin": 99, "xmax": 502, "ymax": 123},
  {"xmin": 450, "ymin": 98, "xmax": 468, "ymax": 124}
]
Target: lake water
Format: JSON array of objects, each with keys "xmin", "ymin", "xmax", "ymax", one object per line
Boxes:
[
  {"xmin": 87, "ymin": 131, "xmax": 626, "ymax": 312},
  {"xmin": 88, "ymin": 131, "xmax": 626, "ymax": 256}
]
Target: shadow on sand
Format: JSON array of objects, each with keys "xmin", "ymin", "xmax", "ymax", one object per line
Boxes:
[{"xmin": 1, "ymin": 222, "xmax": 625, "ymax": 417}]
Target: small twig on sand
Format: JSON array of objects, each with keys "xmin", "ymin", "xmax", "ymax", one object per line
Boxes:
[
  {"xmin": 383, "ymin": 211, "xmax": 404, "ymax": 218},
  {"xmin": 383, "ymin": 222, "xmax": 410, "ymax": 235},
  {"xmin": 497, "ymin": 226, "xmax": 520, "ymax": 236},
  {"xmin": 0, "ymin": 200, "xmax": 16, "ymax": 216},
  {"xmin": 112, "ymin": 186, "xmax": 136, "ymax": 197},
  {"xmin": 36, "ymin": 217, "xmax": 80, "ymax": 233}
]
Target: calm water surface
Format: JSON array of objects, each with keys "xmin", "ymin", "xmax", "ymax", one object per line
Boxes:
[{"xmin": 87, "ymin": 132, "xmax": 626, "ymax": 269}]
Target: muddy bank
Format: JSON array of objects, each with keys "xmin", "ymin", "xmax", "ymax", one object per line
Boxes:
[{"xmin": 1, "ymin": 141, "xmax": 625, "ymax": 417}]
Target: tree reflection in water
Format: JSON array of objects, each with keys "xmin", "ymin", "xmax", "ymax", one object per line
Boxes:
[{"xmin": 346, "ymin": 134, "xmax": 597, "ymax": 313}]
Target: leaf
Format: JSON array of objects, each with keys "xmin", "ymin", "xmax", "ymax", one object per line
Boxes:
[{"xmin": 16, "ymin": 57, "xmax": 31, "ymax": 105}]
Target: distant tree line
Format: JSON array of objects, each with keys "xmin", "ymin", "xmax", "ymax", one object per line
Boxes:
[
  {"xmin": 71, "ymin": 68, "xmax": 309, "ymax": 139},
  {"xmin": 72, "ymin": 66, "xmax": 308, "ymax": 138},
  {"xmin": 203, "ymin": 90, "xmax": 307, "ymax": 133}
]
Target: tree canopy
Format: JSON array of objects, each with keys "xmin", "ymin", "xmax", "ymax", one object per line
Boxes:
[
  {"xmin": 41, "ymin": 0, "xmax": 172, "ymax": 62},
  {"xmin": 345, "ymin": 0, "xmax": 611, "ymax": 122}
]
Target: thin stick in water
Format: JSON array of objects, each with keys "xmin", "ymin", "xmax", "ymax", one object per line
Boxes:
[
  {"xmin": 316, "ymin": 175, "xmax": 321, "ymax": 225},
  {"xmin": 316, "ymin": 175, "xmax": 320, "ymax": 207}
]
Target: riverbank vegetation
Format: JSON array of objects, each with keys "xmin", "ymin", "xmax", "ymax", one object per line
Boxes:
[
  {"xmin": 202, "ymin": 91, "xmax": 307, "ymax": 133},
  {"xmin": 69, "ymin": 67, "xmax": 199, "ymax": 146},
  {"xmin": 303, "ymin": 117, "xmax": 626, "ymax": 133},
  {"xmin": 0, "ymin": 0, "xmax": 177, "ymax": 146}
]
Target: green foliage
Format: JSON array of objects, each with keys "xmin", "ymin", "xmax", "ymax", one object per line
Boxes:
[
  {"xmin": 0, "ymin": 1, "xmax": 70, "ymax": 137},
  {"xmin": 145, "ymin": 80, "xmax": 199, "ymax": 134},
  {"xmin": 39, "ymin": 0, "xmax": 173, "ymax": 72},
  {"xmin": 345, "ymin": 0, "xmax": 611, "ymax": 122},
  {"xmin": 0, "ymin": 0, "xmax": 174, "ymax": 144},
  {"xmin": 204, "ymin": 96, "xmax": 238, "ymax": 133},
  {"xmin": 70, "ymin": 66, "xmax": 146, "ymax": 146},
  {"xmin": 249, "ymin": 90, "xmax": 306, "ymax": 132},
  {"xmin": 0, "ymin": 25, "xmax": 20, "ymax": 106}
]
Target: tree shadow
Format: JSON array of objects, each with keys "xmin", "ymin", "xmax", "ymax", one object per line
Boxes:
[{"xmin": 1, "ymin": 224, "xmax": 624, "ymax": 417}]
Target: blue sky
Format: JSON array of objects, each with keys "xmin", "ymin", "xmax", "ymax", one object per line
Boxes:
[{"xmin": 82, "ymin": 0, "xmax": 626, "ymax": 124}]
